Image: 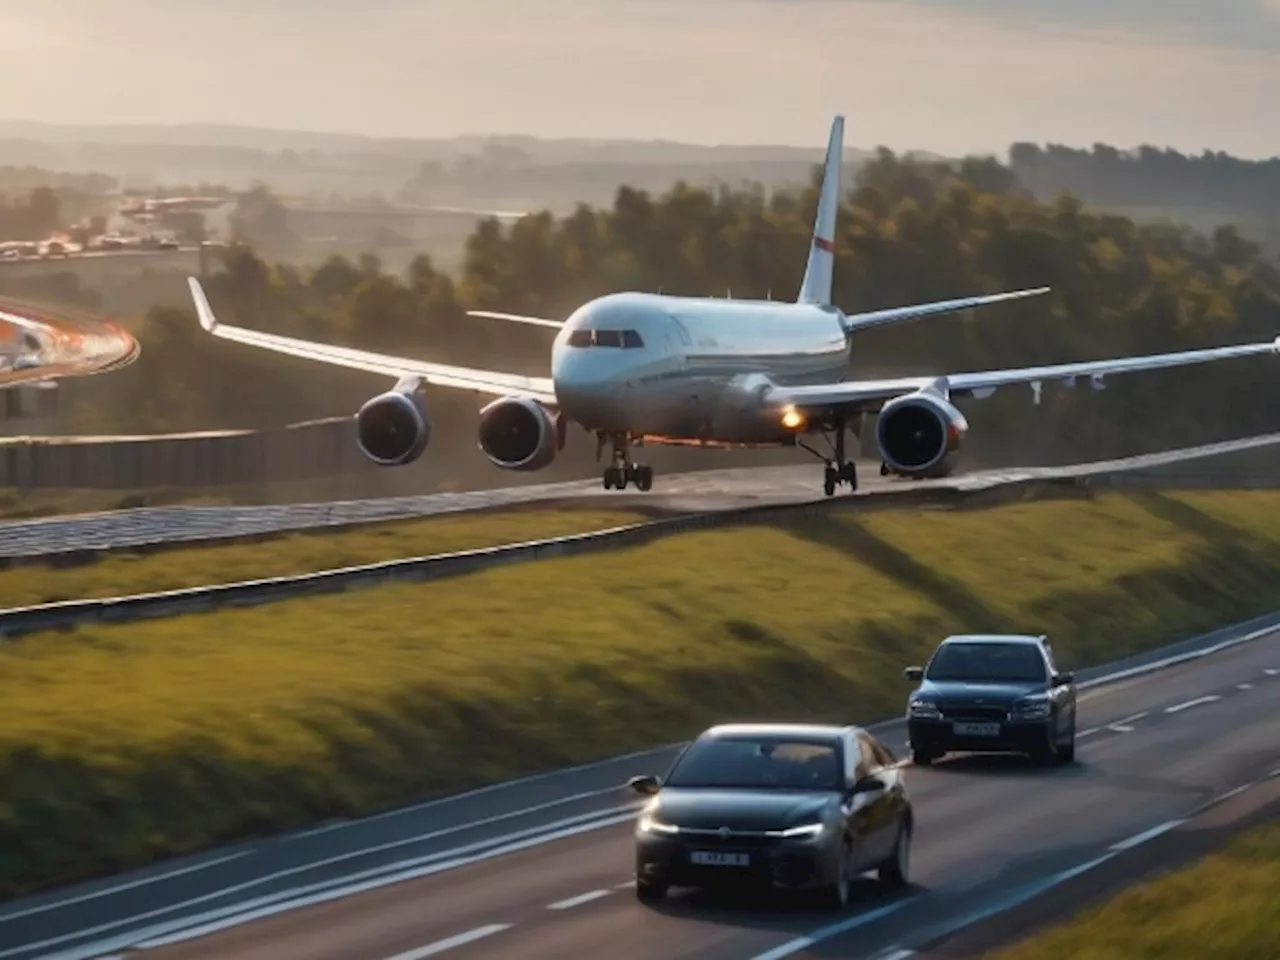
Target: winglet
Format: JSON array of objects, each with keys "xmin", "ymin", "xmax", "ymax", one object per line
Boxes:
[
  {"xmin": 187, "ymin": 276, "xmax": 218, "ymax": 332},
  {"xmin": 797, "ymin": 114, "xmax": 844, "ymax": 306}
]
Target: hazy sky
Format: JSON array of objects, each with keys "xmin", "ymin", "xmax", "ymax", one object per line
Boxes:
[{"xmin": 1, "ymin": 0, "xmax": 1277, "ymax": 157}]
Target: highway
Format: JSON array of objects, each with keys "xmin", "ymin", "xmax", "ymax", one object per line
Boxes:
[
  {"xmin": 4, "ymin": 430, "xmax": 1280, "ymax": 560},
  {"xmin": 4, "ymin": 612, "xmax": 1277, "ymax": 960}
]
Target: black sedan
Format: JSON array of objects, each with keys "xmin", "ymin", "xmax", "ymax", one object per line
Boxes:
[
  {"xmin": 903, "ymin": 633, "xmax": 1077, "ymax": 765},
  {"xmin": 627, "ymin": 722, "xmax": 913, "ymax": 909}
]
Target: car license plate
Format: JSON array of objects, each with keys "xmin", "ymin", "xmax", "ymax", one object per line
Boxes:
[
  {"xmin": 953, "ymin": 721, "xmax": 1001, "ymax": 736},
  {"xmin": 690, "ymin": 851, "xmax": 749, "ymax": 867}
]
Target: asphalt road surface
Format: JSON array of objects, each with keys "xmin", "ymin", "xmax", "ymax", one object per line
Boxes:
[
  {"xmin": 4, "ymin": 614, "xmax": 1278, "ymax": 960},
  {"xmin": 5, "ymin": 430, "xmax": 1280, "ymax": 560}
]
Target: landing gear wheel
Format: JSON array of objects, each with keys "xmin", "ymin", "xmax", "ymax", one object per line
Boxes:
[
  {"xmin": 880, "ymin": 461, "xmax": 890, "ymax": 476},
  {"xmin": 878, "ymin": 823, "xmax": 911, "ymax": 890},
  {"xmin": 598, "ymin": 434, "xmax": 654, "ymax": 493},
  {"xmin": 635, "ymin": 880, "xmax": 667, "ymax": 903},
  {"xmin": 823, "ymin": 466, "xmax": 837, "ymax": 497}
]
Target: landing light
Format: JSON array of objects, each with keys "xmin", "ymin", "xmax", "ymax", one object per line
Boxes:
[{"xmin": 780, "ymin": 406, "xmax": 805, "ymax": 430}]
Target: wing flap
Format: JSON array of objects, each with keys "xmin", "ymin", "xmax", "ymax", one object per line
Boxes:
[{"xmin": 189, "ymin": 278, "xmax": 556, "ymax": 402}]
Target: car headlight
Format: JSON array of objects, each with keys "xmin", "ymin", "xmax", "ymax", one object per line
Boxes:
[
  {"xmin": 768, "ymin": 821, "xmax": 824, "ymax": 839},
  {"xmin": 1013, "ymin": 696, "xmax": 1051, "ymax": 719},
  {"xmin": 908, "ymin": 698, "xmax": 941, "ymax": 719},
  {"xmin": 637, "ymin": 813, "xmax": 679, "ymax": 835}
]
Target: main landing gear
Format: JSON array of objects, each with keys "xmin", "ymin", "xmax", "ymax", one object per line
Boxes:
[
  {"xmin": 598, "ymin": 433, "xmax": 654, "ymax": 491},
  {"xmin": 797, "ymin": 419, "xmax": 858, "ymax": 497}
]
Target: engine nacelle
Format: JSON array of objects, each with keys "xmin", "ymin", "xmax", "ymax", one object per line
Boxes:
[
  {"xmin": 477, "ymin": 396, "xmax": 563, "ymax": 471},
  {"xmin": 355, "ymin": 385, "xmax": 430, "ymax": 466},
  {"xmin": 875, "ymin": 389, "xmax": 969, "ymax": 478}
]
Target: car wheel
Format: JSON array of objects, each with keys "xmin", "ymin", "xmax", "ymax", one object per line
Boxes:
[
  {"xmin": 823, "ymin": 840, "xmax": 852, "ymax": 911},
  {"xmin": 636, "ymin": 880, "xmax": 667, "ymax": 903},
  {"xmin": 1058, "ymin": 727, "xmax": 1076, "ymax": 764},
  {"xmin": 1032, "ymin": 723, "xmax": 1059, "ymax": 765},
  {"xmin": 878, "ymin": 822, "xmax": 910, "ymax": 889},
  {"xmin": 911, "ymin": 747, "xmax": 935, "ymax": 766}
]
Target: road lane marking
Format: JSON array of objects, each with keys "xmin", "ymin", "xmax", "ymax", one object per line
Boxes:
[
  {"xmin": 0, "ymin": 851, "xmax": 254, "ymax": 925},
  {"xmin": 1265, "ymin": 668, "xmax": 1278, "ymax": 676},
  {"xmin": 1106, "ymin": 711, "xmax": 1148, "ymax": 733},
  {"xmin": 1076, "ymin": 727, "xmax": 1099, "ymax": 738},
  {"xmin": 382, "ymin": 924, "xmax": 511, "ymax": 959},
  {"xmin": 876, "ymin": 950, "xmax": 915, "ymax": 960},
  {"xmin": 3, "ymin": 808, "xmax": 641, "ymax": 960},
  {"xmin": 1164, "ymin": 695, "xmax": 1221, "ymax": 714},
  {"xmin": 1109, "ymin": 819, "xmax": 1185, "ymax": 852},
  {"xmin": 548, "ymin": 890, "xmax": 610, "ymax": 910},
  {"xmin": 1238, "ymin": 682, "xmax": 1253, "ymax": 690},
  {"xmin": 746, "ymin": 896, "xmax": 919, "ymax": 960}
]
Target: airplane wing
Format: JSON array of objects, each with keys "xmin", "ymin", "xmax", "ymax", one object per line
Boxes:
[
  {"xmin": 188, "ymin": 277, "xmax": 557, "ymax": 403},
  {"xmin": 466, "ymin": 309, "xmax": 563, "ymax": 329},
  {"xmin": 768, "ymin": 337, "xmax": 1280, "ymax": 412},
  {"xmin": 841, "ymin": 287, "xmax": 1050, "ymax": 331}
]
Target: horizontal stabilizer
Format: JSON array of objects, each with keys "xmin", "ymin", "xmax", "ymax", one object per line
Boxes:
[
  {"xmin": 842, "ymin": 287, "xmax": 1050, "ymax": 332},
  {"xmin": 466, "ymin": 310, "xmax": 563, "ymax": 329}
]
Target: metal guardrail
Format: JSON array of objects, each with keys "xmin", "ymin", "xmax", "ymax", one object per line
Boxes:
[{"xmin": 0, "ymin": 477, "xmax": 1074, "ymax": 638}]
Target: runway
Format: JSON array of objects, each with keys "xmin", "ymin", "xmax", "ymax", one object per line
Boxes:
[
  {"xmin": 3, "ymin": 430, "xmax": 1280, "ymax": 560},
  {"xmin": 4, "ymin": 613, "xmax": 1277, "ymax": 960}
]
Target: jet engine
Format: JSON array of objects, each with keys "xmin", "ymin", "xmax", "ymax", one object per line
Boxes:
[
  {"xmin": 477, "ymin": 396, "xmax": 564, "ymax": 471},
  {"xmin": 874, "ymin": 389, "xmax": 968, "ymax": 478},
  {"xmin": 355, "ymin": 382, "xmax": 430, "ymax": 466}
]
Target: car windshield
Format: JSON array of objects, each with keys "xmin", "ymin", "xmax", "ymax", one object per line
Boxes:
[
  {"xmin": 664, "ymin": 736, "xmax": 841, "ymax": 790},
  {"xmin": 926, "ymin": 642, "xmax": 1047, "ymax": 682}
]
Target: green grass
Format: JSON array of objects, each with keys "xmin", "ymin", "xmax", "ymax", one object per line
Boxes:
[
  {"xmin": 0, "ymin": 506, "xmax": 645, "ymax": 607},
  {"xmin": 4, "ymin": 489, "xmax": 1280, "ymax": 899},
  {"xmin": 987, "ymin": 823, "xmax": 1280, "ymax": 960}
]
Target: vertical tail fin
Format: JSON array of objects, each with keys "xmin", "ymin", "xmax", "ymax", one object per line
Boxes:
[{"xmin": 796, "ymin": 114, "xmax": 844, "ymax": 306}]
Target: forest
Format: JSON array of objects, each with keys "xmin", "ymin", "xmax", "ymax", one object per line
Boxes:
[{"xmin": 5, "ymin": 146, "xmax": 1280, "ymax": 488}]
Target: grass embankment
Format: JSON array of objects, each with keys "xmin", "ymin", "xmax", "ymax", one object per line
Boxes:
[
  {"xmin": 988, "ymin": 823, "xmax": 1280, "ymax": 960},
  {"xmin": 5, "ymin": 489, "xmax": 1280, "ymax": 899},
  {"xmin": 0, "ymin": 507, "xmax": 644, "ymax": 607}
]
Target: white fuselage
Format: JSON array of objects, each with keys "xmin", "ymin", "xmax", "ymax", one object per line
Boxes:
[{"xmin": 550, "ymin": 292, "xmax": 850, "ymax": 444}]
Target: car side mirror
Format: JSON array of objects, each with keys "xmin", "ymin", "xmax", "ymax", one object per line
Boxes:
[
  {"xmin": 1053, "ymin": 671, "xmax": 1074, "ymax": 686},
  {"xmin": 627, "ymin": 774, "xmax": 660, "ymax": 795},
  {"xmin": 849, "ymin": 776, "xmax": 886, "ymax": 796},
  {"xmin": 903, "ymin": 666, "xmax": 924, "ymax": 682}
]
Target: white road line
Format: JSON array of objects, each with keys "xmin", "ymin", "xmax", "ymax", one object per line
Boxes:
[
  {"xmin": 614, "ymin": 880, "xmax": 635, "ymax": 889},
  {"xmin": 0, "ymin": 851, "xmax": 253, "ymax": 924},
  {"xmin": 382, "ymin": 924, "xmax": 511, "ymax": 959},
  {"xmin": 1265, "ymin": 668, "xmax": 1278, "ymax": 676},
  {"xmin": 1109, "ymin": 819, "xmax": 1185, "ymax": 852},
  {"xmin": 877, "ymin": 949, "xmax": 916, "ymax": 960},
  {"xmin": 1238, "ymin": 682, "xmax": 1253, "ymax": 690},
  {"xmin": 746, "ymin": 897, "xmax": 918, "ymax": 960},
  {"xmin": 1164, "ymin": 695, "xmax": 1221, "ymax": 714},
  {"xmin": 1076, "ymin": 727, "xmax": 1099, "ymax": 738},
  {"xmin": 548, "ymin": 890, "xmax": 610, "ymax": 910},
  {"xmin": 1106, "ymin": 709, "xmax": 1149, "ymax": 733},
  {"xmin": 8, "ymin": 808, "xmax": 641, "ymax": 960}
]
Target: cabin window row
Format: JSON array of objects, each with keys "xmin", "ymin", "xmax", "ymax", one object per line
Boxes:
[{"xmin": 565, "ymin": 329, "xmax": 645, "ymax": 348}]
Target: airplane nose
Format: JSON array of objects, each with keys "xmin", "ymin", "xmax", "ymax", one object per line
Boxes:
[{"xmin": 552, "ymin": 351, "xmax": 630, "ymax": 429}]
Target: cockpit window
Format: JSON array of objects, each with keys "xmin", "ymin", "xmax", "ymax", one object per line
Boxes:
[{"xmin": 564, "ymin": 329, "xmax": 644, "ymax": 349}]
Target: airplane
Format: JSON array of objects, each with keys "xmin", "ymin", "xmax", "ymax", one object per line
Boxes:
[{"xmin": 184, "ymin": 115, "xmax": 1280, "ymax": 496}]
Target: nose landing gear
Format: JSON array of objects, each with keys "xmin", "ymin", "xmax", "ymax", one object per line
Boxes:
[{"xmin": 598, "ymin": 432, "xmax": 654, "ymax": 491}]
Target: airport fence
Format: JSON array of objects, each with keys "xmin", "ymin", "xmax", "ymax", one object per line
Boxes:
[{"xmin": 0, "ymin": 416, "xmax": 373, "ymax": 489}]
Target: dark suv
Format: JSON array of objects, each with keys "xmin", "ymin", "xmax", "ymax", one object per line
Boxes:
[{"xmin": 903, "ymin": 634, "xmax": 1077, "ymax": 766}]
